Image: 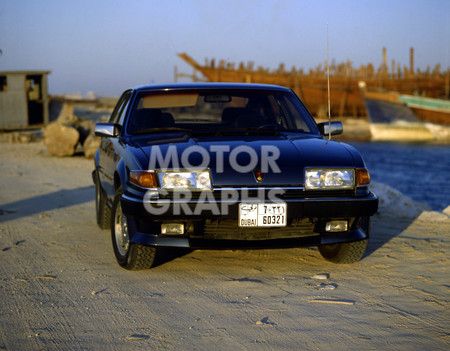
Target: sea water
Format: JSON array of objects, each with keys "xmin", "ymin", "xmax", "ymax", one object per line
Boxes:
[{"xmin": 349, "ymin": 141, "xmax": 450, "ymax": 211}]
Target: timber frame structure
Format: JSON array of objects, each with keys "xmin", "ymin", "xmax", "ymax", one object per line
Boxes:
[{"xmin": 176, "ymin": 48, "xmax": 449, "ymax": 118}]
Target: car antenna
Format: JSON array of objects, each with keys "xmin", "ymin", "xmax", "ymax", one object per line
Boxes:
[{"xmin": 327, "ymin": 23, "xmax": 331, "ymax": 141}]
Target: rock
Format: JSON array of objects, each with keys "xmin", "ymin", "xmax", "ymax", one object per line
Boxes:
[
  {"xmin": 57, "ymin": 113, "xmax": 79, "ymax": 125},
  {"xmin": 77, "ymin": 119, "xmax": 96, "ymax": 145},
  {"xmin": 44, "ymin": 121, "xmax": 80, "ymax": 156},
  {"xmin": 317, "ymin": 283, "xmax": 338, "ymax": 290},
  {"xmin": 82, "ymin": 133, "xmax": 101, "ymax": 159},
  {"xmin": 44, "ymin": 114, "xmax": 99, "ymax": 157},
  {"xmin": 52, "ymin": 115, "xmax": 98, "ymax": 158},
  {"xmin": 255, "ymin": 317, "xmax": 275, "ymax": 325}
]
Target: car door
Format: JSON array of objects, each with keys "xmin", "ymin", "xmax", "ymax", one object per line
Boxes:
[{"xmin": 98, "ymin": 91, "xmax": 132, "ymax": 197}]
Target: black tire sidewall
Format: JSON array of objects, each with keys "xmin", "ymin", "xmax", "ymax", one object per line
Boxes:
[
  {"xmin": 111, "ymin": 187, "xmax": 130, "ymax": 267},
  {"xmin": 318, "ymin": 217, "xmax": 370, "ymax": 264},
  {"xmin": 95, "ymin": 170, "xmax": 111, "ymax": 229},
  {"xmin": 95, "ymin": 174, "xmax": 102, "ymax": 223}
]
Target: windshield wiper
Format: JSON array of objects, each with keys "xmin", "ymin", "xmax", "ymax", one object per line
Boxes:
[
  {"xmin": 235, "ymin": 126, "xmax": 306, "ymax": 134},
  {"xmin": 272, "ymin": 127, "xmax": 306, "ymax": 133},
  {"xmin": 188, "ymin": 128, "xmax": 280, "ymax": 136},
  {"xmin": 256, "ymin": 126, "xmax": 303, "ymax": 133},
  {"xmin": 132, "ymin": 127, "xmax": 191, "ymax": 135},
  {"xmin": 132, "ymin": 127, "xmax": 305, "ymax": 136}
]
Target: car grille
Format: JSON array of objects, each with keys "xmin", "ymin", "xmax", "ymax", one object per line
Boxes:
[
  {"xmin": 193, "ymin": 218, "xmax": 318, "ymax": 240},
  {"xmin": 160, "ymin": 188, "xmax": 355, "ymax": 201}
]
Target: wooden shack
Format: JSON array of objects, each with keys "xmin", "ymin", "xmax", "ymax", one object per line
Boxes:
[{"xmin": 0, "ymin": 70, "xmax": 51, "ymax": 130}]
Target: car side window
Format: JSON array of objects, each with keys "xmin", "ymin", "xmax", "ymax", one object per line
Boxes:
[
  {"xmin": 109, "ymin": 91, "xmax": 132, "ymax": 124},
  {"xmin": 116, "ymin": 93, "xmax": 132, "ymax": 126}
]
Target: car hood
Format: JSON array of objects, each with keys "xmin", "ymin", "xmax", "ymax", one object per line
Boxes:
[{"xmin": 132, "ymin": 133, "xmax": 358, "ymax": 187}]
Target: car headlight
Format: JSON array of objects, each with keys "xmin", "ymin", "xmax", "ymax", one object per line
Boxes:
[
  {"xmin": 157, "ymin": 170, "xmax": 212, "ymax": 190},
  {"xmin": 305, "ymin": 169, "xmax": 355, "ymax": 190}
]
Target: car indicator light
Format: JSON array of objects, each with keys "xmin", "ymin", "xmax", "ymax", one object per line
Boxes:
[
  {"xmin": 129, "ymin": 170, "xmax": 157, "ymax": 188},
  {"xmin": 356, "ymin": 168, "xmax": 371, "ymax": 186}
]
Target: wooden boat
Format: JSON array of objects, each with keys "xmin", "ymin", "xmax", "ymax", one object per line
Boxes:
[
  {"xmin": 363, "ymin": 92, "xmax": 435, "ymax": 141},
  {"xmin": 363, "ymin": 90, "xmax": 450, "ymax": 125},
  {"xmin": 398, "ymin": 95, "xmax": 450, "ymax": 125},
  {"xmin": 176, "ymin": 51, "xmax": 449, "ymax": 119},
  {"xmin": 362, "ymin": 90, "xmax": 450, "ymax": 141}
]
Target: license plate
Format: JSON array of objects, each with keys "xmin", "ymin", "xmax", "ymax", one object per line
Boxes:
[{"xmin": 239, "ymin": 203, "xmax": 287, "ymax": 227}]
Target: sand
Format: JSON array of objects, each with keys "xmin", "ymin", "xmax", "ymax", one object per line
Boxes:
[{"xmin": 0, "ymin": 141, "xmax": 448, "ymax": 350}]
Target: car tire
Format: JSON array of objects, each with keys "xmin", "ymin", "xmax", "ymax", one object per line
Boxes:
[
  {"xmin": 319, "ymin": 217, "xmax": 370, "ymax": 264},
  {"xmin": 318, "ymin": 239, "xmax": 368, "ymax": 264},
  {"xmin": 111, "ymin": 186, "xmax": 156, "ymax": 270},
  {"xmin": 95, "ymin": 171, "xmax": 111, "ymax": 229}
]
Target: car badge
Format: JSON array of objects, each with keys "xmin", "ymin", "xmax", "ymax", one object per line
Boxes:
[{"xmin": 254, "ymin": 170, "xmax": 264, "ymax": 183}]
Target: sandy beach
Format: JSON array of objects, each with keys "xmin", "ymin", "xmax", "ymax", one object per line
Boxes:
[{"xmin": 0, "ymin": 141, "xmax": 448, "ymax": 350}]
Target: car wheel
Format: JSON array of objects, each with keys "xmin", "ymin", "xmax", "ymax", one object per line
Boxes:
[
  {"xmin": 111, "ymin": 186, "xmax": 156, "ymax": 270},
  {"xmin": 95, "ymin": 171, "xmax": 111, "ymax": 229},
  {"xmin": 319, "ymin": 217, "xmax": 370, "ymax": 264},
  {"xmin": 318, "ymin": 239, "xmax": 368, "ymax": 264}
]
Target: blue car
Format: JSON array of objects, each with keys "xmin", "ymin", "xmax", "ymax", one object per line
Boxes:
[{"xmin": 93, "ymin": 83, "xmax": 378, "ymax": 269}]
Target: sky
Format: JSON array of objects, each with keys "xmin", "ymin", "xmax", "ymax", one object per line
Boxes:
[{"xmin": 0, "ymin": 0, "xmax": 449, "ymax": 97}]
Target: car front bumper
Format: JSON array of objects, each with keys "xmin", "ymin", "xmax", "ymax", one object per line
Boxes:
[{"xmin": 120, "ymin": 188, "xmax": 378, "ymax": 249}]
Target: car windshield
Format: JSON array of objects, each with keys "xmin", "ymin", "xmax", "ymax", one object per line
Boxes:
[{"xmin": 127, "ymin": 90, "xmax": 318, "ymax": 135}]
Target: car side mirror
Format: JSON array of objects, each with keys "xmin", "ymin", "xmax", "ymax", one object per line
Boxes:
[
  {"xmin": 95, "ymin": 123, "xmax": 121, "ymax": 137},
  {"xmin": 317, "ymin": 121, "xmax": 343, "ymax": 136}
]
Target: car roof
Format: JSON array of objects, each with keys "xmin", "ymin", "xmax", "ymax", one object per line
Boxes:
[{"xmin": 131, "ymin": 82, "xmax": 292, "ymax": 93}]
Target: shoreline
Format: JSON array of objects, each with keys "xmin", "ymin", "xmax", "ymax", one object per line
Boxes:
[{"xmin": 317, "ymin": 117, "xmax": 450, "ymax": 144}]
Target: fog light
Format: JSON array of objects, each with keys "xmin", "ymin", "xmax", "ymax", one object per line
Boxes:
[
  {"xmin": 161, "ymin": 223, "xmax": 184, "ymax": 235},
  {"xmin": 325, "ymin": 221, "xmax": 348, "ymax": 232}
]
